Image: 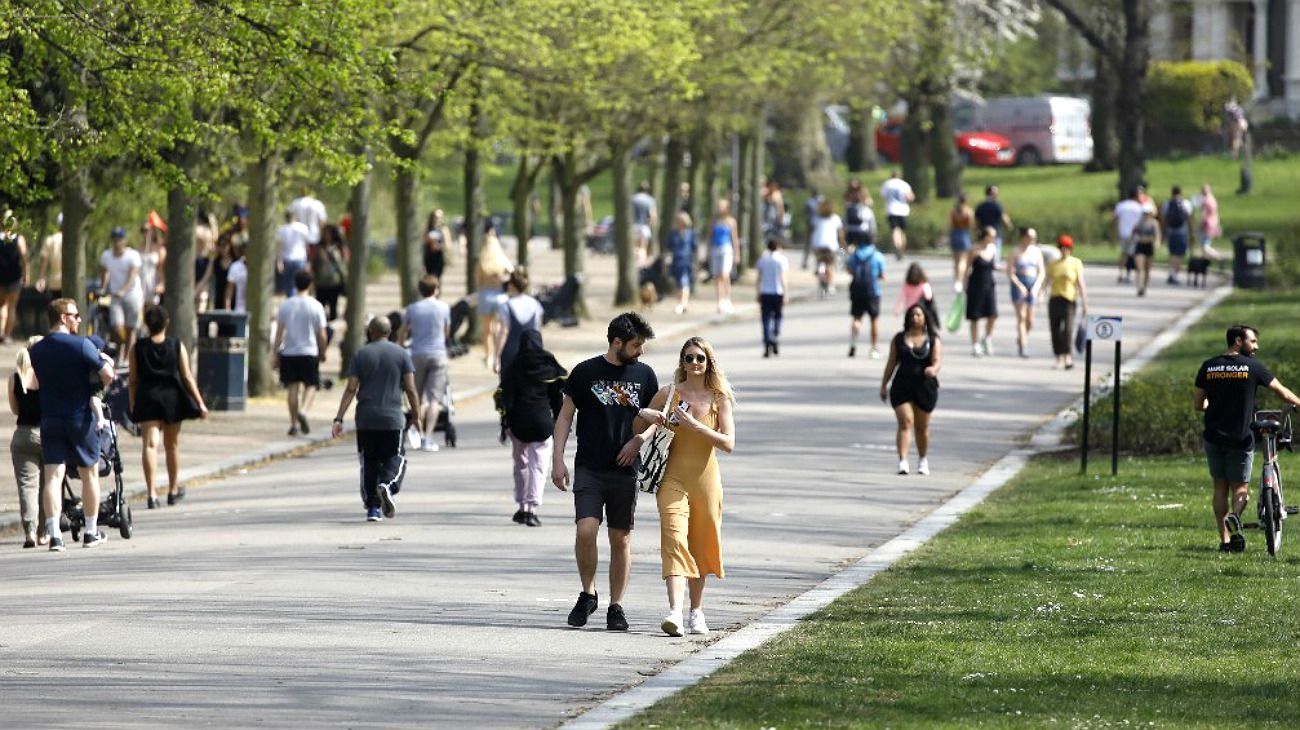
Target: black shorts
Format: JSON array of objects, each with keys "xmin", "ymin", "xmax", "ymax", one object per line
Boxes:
[
  {"xmin": 573, "ymin": 465, "xmax": 637, "ymax": 530},
  {"xmin": 851, "ymin": 293, "xmax": 881, "ymax": 320},
  {"xmin": 279, "ymin": 355, "xmax": 321, "ymax": 387},
  {"xmin": 887, "ymin": 215, "xmax": 907, "ymax": 231},
  {"xmin": 1134, "ymin": 242, "xmax": 1155, "ymax": 258}
]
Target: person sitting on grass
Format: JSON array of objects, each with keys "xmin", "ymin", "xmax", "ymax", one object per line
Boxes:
[{"xmin": 1193, "ymin": 324, "xmax": 1300, "ymax": 553}]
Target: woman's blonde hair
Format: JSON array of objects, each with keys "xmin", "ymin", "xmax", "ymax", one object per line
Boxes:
[
  {"xmin": 673, "ymin": 336, "xmax": 735, "ymax": 403},
  {"xmin": 477, "ymin": 229, "xmax": 513, "ymax": 278},
  {"xmin": 15, "ymin": 335, "xmax": 42, "ymax": 393}
]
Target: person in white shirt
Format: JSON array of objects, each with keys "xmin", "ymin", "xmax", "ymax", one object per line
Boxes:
[
  {"xmin": 225, "ymin": 244, "xmax": 248, "ymax": 313},
  {"xmin": 288, "ymin": 193, "xmax": 327, "ymax": 246},
  {"xmin": 809, "ymin": 198, "xmax": 844, "ymax": 296},
  {"xmin": 99, "ymin": 226, "xmax": 144, "ymax": 358},
  {"xmin": 273, "ymin": 269, "xmax": 328, "ymax": 436},
  {"xmin": 1112, "ymin": 188, "xmax": 1145, "ymax": 283},
  {"xmin": 398, "ymin": 275, "xmax": 451, "ymax": 452},
  {"xmin": 880, "ymin": 171, "xmax": 915, "ymax": 260},
  {"xmin": 495, "ymin": 268, "xmax": 545, "ymax": 375},
  {"xmin": 276, "ymin": 211, "xmax": 311, "ymax": 297},
  {"xmin": 755, "ymin": 238, "xmax": 789, "ymax": 357}
]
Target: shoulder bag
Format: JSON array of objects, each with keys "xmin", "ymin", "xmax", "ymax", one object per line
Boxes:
[{"xmin": 635, "ymin": 382, "xmax": 677, "ymax": 494}]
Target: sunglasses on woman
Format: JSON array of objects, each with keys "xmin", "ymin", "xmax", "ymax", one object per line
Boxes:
[{"xmin": 682, "ymin": 354, "xmax": 707, "ymax": 364}]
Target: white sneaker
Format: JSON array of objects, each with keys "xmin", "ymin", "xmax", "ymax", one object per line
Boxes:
[
  {"xmin": 420, "ymin": 437, "xmax": 439, "ymax": 453},
  {"xmin": 897, "ymin": 459, "xmax": 910, "ymax": 475},
  {"xmin": 661, "ymin": 610, "xmax": 684, "ymax": 637},
  {"xmin": 673, "ymin": 303, "xmax": 686, "ymax": 315},
  {"xmin": 918, "ymin": 458, "xmax": 930, "ymax": 476},
  {"xmin": 982, "ymin": 337, "xmax": 995, "ymax": 356},
  {"xmin": 971, "ymin": 343, "xmax": 983, "ymax": 357},
  {"xmin": 687, "ymin": 609, "xmax": 709, "ymax": 635},
  {"xmin": 869, "ymin": 348, "xmax": 881, "ymax": 359}
]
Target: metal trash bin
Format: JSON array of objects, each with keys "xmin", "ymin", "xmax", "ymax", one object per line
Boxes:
[
  {"xmin": 197, "ymin": 310, "xmax": 248, "ymax": 411},
  {"xmin": 1233, "ymin": 232, "xmax": 1267, "ymax": 289}
]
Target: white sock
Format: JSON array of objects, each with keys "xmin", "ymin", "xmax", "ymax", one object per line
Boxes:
[
  {"xmin": 84, "ymin": 515, "xmax": 97, "ymax": 536},
  {"xmin": 46, "ymin": 516, "xmax": 59, "ymax": 538}
]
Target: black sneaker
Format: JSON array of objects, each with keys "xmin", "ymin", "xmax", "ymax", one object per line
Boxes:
[
  {"xmin": 1229, "ymin": 534, "xmax": 1246, "ymax": 553},
  {"xmin": 82, "ymin": 529, "xmax": 107, "ymax": 548},
  {"xmin": 607, "ymin": 603, "xmax": 629, "ymax": 631},
  {"xmin": 298, "ymin": 413, "xmax": 310, "ymax": 434},
  {"xmin": 525, "ymin": 513, "xmax": 541, "ymax": 527},
  {"xmin": 48, "ymin": 536, "xmax": 65, "ymax": 552},
  {"xmin": 512, "ymin": 510, "xmax": 526, "ymax": 524},
  {"xmin": 848, "ymin": 346, "xmax": 856, "ymax": 358},
  {"xmin": 567, "ymin": 592, "xmax": 598, "ymax": 627},
  {"xmin": 379, "ymin": 485, "xmax": 396, "ymax": 519},
  {"xmin": 1219, "ymin": 542, "xmax": 1232, "ymax": 553}
]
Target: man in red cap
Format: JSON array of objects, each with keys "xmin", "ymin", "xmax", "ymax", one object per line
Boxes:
[{"xmin": 1046, "ymin": 234, "xmax": 1089, "ymax": 370}]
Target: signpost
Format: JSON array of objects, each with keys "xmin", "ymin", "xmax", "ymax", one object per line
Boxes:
[{"xmin": 1081, "ymin": 315, "xmax": 1123, "ymax": 475}]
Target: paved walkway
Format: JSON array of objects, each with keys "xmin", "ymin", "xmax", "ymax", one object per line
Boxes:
[
  {"xmin": 0, "ymin": 252, "xmax": 1218, "ymax": 728},
  {"xmin": 0, "ymin": 238, "xmax": 739, "ymax": 521}
]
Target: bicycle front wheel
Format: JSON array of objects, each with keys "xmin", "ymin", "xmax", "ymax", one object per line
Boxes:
[{"xmin": 1263, "ymin": 480, "xmax": 1283, "ymax": 557}]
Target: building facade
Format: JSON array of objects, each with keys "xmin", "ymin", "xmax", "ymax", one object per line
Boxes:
[{"xmin": 1150, "ymin": 0, "xmax": 1300, "ymax": 117}]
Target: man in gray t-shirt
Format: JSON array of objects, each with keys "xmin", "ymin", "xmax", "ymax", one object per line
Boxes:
[
  {"xmin": 399, "ymin": 275, "xmax": 452, "ymax": 452},
  {"xmin": 332, "ymin": 317, "xmax": 420, "ymax": 522}
]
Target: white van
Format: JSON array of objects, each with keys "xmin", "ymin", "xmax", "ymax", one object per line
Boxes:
[{"xmin": 974, "ymin": 96, "xmax": 1093, "ymax": 166}]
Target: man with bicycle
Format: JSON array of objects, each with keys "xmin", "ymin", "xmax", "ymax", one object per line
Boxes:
[{"xmin": 1194, "ymin": 324, "xmax": 1300, "ymax": 552}]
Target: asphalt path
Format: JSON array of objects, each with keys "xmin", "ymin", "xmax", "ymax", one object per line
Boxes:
[{"xmin": 0, "ymin": 259, "xmax": 1211, "ymax": 728}]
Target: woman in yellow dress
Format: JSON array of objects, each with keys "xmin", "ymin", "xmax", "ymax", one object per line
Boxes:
[{"xmin": 639, "ymin": 336, "xmax": 736, "ymax": 636}]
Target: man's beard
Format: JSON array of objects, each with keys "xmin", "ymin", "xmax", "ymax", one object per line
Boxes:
[{"xmin": 615, "ymin": 347, "xmax": 639, "ymax": 365}]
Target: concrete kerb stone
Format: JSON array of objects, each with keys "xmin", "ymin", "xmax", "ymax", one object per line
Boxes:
[{"xmin": 560, "ymin": 284, "xmax": 1236, "ymax": 730}]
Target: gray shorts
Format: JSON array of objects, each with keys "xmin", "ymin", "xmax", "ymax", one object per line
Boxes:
[
  {"xmin": 412, "ymin": 353, "xmax": 449, "ymax": 405},
  {"xmin": 573, "ymin": 465, "xmax": 637, "ymax": 531},
  {"xmin": 1204, "ymin": 439, "xmax": 1254, "ymax": 483},
  {"xmin": 109, "ymin": 292, "xmax": 144, "ymax": 330}
]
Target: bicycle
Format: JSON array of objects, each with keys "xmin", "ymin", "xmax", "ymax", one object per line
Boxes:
[{"xmin": 1252, "ymin": 404, "xmax": 1295, "ymax": 556}]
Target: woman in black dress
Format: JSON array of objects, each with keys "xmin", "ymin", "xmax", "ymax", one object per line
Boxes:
[
  {"xmin": 423, "ymin": 209, "xmax": 451, "ymax": 279},
  {"xmin": 129, "ymin": 306, "xmax": 208, "ymax": 508},
  {"xmin": 964, "ymin": 226, "xmax": 1000, "ymax": 357},
  {"xmin": 880, "ymin": 303, "xmax": 943, "ymax": 476}
]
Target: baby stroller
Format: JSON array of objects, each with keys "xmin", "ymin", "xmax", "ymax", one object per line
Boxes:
[{"xmin": 61, "ymin": 404, "xmax": 133, "ymax": 541}]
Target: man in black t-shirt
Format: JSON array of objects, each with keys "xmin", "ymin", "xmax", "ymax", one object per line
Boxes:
[
  {"xmin": 552, "ymin": 312, "xmax": 658, "ymax": 631},
  {"xmin": 973, "ymin": 185, "xmax": 1013, "ymax": 259},
  {"xmin": 1193, "ymin": 324, "xmax": 1300, "ymax": 552}
]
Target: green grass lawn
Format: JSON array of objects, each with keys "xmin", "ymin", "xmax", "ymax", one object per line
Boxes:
[
  {"xmin": 623, "ymin": 453, "xmax": 1300, "ymax": 729},
  {"xmin": 621, "ymin": 289, "xmax": 1300, "ymax": 729}
]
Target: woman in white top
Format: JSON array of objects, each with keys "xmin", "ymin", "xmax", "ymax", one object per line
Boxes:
[
  {"xmin": 810, "ymin": 198, "xmax": 844, "ymax": 296},
  {"xmin": 1007, "ymin": 228, "xmax": 1046, "ymax": 359},
  {"xmin": 477, "ymin": 221, "xmax": 514, "ymax": 371}
]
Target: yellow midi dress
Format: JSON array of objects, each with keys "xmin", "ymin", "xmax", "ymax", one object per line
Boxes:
[{"xmin": 657, "ymin": 391, "xmax": 724, "ymax": 579}]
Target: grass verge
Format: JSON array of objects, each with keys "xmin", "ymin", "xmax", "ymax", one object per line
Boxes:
[{"xmin": 622, "ymin": 290, "xmax": 1300, "ymax": 729}]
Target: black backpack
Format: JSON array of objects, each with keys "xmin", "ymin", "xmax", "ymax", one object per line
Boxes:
[
  {"xmin": 1164, "ymin": 200, "xmax": 1187, "ymax": 229},
  {"xmin": 845, "ymin": 203, "xmax": 864, "ymax": 228}
]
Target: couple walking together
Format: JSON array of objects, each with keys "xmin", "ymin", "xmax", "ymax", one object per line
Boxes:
[{"xmin": 552, "ymin": 313, "xmax": 736, "ymax": 636}]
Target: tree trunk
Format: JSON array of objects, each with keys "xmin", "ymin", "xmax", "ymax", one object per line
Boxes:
[
  {"xmin": 612, "ymin": 145, "xmax": 636, "ymax": 306},
  {"xmin": 929, "ymin": 95, "xmax": 961, "ymax": 200},
  {"xmin": 165, "ymin": 181, "xmax": 197, "ymax": 351},
  {"xmin": 656, "ymin": 135, "xmax": 685, "ymax": 259},
  {"xmin": 645, "ymin": 137, "xmax": 662, "ymax": 204},
  {"xmin": 901, "ymin": 102, "xmax": 932, "ymax": 204},
  {"xmin": 463, "ymin": 135, "xmax": 485, "ymax": 346},
  {"xmin": 341, "ymin": 155, "xmax": 372, "ymax": 373},
  {"xmin": 1116, "ymin": 0, "xmax": 1150, "ymax": 199},
  {"xmin": 863, "ymin": 108, "xmax": 879, "ymax": 171},
  {"xmin": 393, "ymin": 163, "xmax": 421, "ymax": 306},
  {"xmin": 746, "ymin": 114, "xmax": 766, "ymax": 270},
  {"xmin": 1088, "ymin": 50, "xmax": 1119, "ymax": 172},
  {"xmin": 699, "ymin": 150, "xmax": 717, "ymax": 244},
  {"xmin": 245, "ymin": 152, "xmax": 278, "ymax": 398},
  {"xmin": 685, "ymin": 135, "xmax": 702, "ymax": 224},
  {"xmin": 547, "ymin": 173, "xmax": 561, "ymax": 250},
  {"xmin": 59, "ymin": 170, "xmax": 92, "ymax": 306},
  {"xmin": 847, "ymin": 103, "xmax": 871, "ymax": 172},
  {"xmin": 510, "ymin": 156, "xmax": 533, "ymax": 268},
  {"xmin": 769, "ymin": 98, "xmax": 833, "ymax": 188},
  {"xmin": 734, "ymin": 134, "xmax": 751, "ymax": 249}
]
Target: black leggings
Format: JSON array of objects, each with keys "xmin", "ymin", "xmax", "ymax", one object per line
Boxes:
[
  {"xmin": 315, "ymin": 286, "xmax": 344, "ymax": 321},
  {"xmin": 1048, "ymin": 296, "xmax": 1076, "ymax": 356}
]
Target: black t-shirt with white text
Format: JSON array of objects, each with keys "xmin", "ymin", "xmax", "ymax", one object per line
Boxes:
[
  {"xmin": 564, "ymin": 355, "xmax": 659, "ymax": 471},
  {"xmin": 1195, "ymin": 353, "xmax": 1274, "ymax": 448}
]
